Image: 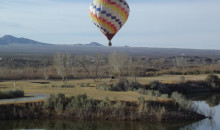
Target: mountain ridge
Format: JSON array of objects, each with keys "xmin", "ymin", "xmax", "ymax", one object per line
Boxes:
[
  {"xmin": 0, "ymin": 35, "xmax": 105, "ymax": 47},
  {"xmin": 1, "ymin": 35, "xmax": 220, "ymax": 58},
  {"xmin": 0, "ymin": 35, "xmax": 49, "ymax": 45}
]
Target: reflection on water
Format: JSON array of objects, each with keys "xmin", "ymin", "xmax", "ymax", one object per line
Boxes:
[
  {"xmin": 0, "ymin": 93, "xmax": 220, "ymax": 130},
  {"xmin": 0, "ymin": 120, "xmax": 196, "ymax": 130},
  {"xmin": 188, "ymin": 92, "xmax": 220, "ymax": 107},
  {"xmin": 185, "ymin": 92, "xmax": 220, "ymax": 130}
]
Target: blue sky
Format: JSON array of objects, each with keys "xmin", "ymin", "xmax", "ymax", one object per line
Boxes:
[{"xmin": 0, "ymin": 0, "xmax": 220, "ymax": 49}]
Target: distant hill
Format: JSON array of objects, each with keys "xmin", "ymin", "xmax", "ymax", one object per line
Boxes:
[
  {"xmin": 74, "ymin": 42, "xmax": 104, "ymax": 47},
  {"xmin": 0, "ymin": 35, "xmax": 50, "ymax": 45},
  {"xmin": 0, "ymin": 35, "xmax": 220, "ymax": 58}
]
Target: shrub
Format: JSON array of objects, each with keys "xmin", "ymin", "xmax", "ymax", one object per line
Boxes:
[
  {"xmin": 98, "ymin": 96, "xmax": 111, "ymax": 112},
  {"xmin": 137, "ymin": 96, "xmax": 145, "ymax": 104},
  {"xmin": 155, "ymin": 106, "xmax": 166, "ymax": 121},
  {"xmin": 54, "ymin": 93, "xmax": 66, "ymax": 111},
  {"xmin": 67, "ymin": 93, "xmax": 96, "ymax": 112},
  {"xmin": 129, "ymin": 81, "xmax": 143, "ymax": 90},
  {"xmin": 137, "ymin": 89, "xmax": 163, "ymax": 100},
  {"xmin": 52, "ymin": 84, "xmax": 74, "ymax": 88},
  {"xmin": 96, "ymin": 82, "xmax": 110, "ymax": 91},
  {"xmin": 43, "ymin": 94, "xmax": 56, "ymax": 109},
  {"xmin": 171, "ymin": 92, "xmax": 197, "ymax": 112},
  {"xmin": 149, "ymin": 80, "xmax": 161, "ymax": 90},
  {"xmin": 179, "ymin": 76, "xmax": 185, "ymax": 83},
  {"xmin": 205, "ymin": 75, "xmax": 220, "ymax": 90},
  {"xmin": 137, "ymin": 88, "xmax": 147, "ymax": 95},
  {"xmin": 43, "ymin": 93, "xmax": 67, "ymax": 111},
  {"xmin": 78, "ymin": 83, "xmax": 90, "ymax": 87},
  {"xmin": 61, "ymin": 84, "xmax": 75, "ymax": 88},
  {"xmin": 97, "ymin": 79, "xmax": 143, "ymax": 92},
  {"xmin": 112, "ymin": 100, "xmax": 126, "ymax": 116},
  {"xmin": 113, "ymin": 78, "xmax": 130, "ymax": 91},
  {"xmin": 158, "ymin": 85, "xmax": 171, "ymax": 94},
  {"xmin": 205, "ymin": 74, "xmax": 219, "ymax": 83},
  {"xmin": 0, "ymin": 89, "xmax": 24, "ymax": 99},
  {"xmin": 160, "ymin": 94, "xmax": 169, "ymax": 98}
]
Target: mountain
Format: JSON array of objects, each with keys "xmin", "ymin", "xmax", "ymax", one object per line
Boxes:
[
  {"xmin": 0, "ymin": 35, "xmax": 220, "ymax": 58},
  {"xmin": 74, "ymin": 42, "xmax": 104, "ymax": 47},
  {"xmin": 85, "ymin": 42, "xmax": 104, "ymax": 47},
  {"xmin": 0, "ymin": 35, "xmax": 49, "ymax": 45},
  {"xmin": 74, "ymin": 43, "xmax": 84, "ymax": 46}
]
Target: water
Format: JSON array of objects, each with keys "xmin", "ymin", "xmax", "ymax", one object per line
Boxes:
[
  {"xmin": 0, "ymin": 94, "xmax": 48, "ymax": 103},
  {"xmin": 183, "ymin": 93, "xmax": 220, "ymax": 130},
  {"xmin": 0, "ymin": 93, "xmax": 219, "ymax": 130}
]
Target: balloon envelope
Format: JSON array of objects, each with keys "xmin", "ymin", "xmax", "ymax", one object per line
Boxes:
[{"xmin": 89, "ymin": 0, "xmax": 130, "ymax": 46}]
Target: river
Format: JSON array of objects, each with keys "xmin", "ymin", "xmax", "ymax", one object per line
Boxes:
[{"xmin": 0, "ymin": 92, "xmax": 219, "ymax": 130}]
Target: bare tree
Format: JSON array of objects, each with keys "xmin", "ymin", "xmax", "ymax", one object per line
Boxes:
[
  {"xmin": 42, "ymin": 57, "xmax": 51, "ymax": 80},
  {"xmin": 54, "ymin": 53, "xmax": 65, "ymax": 81},
  {"xmin": 75, "ymin": 54, "xmax": 107, "ymax": 82},
  {"xmin": 64, "ymin": 53, "xmax": 72, "ymax": 81},
  {"xmin": 108, "ymin": 52, "xmax": 129, "ymax": 77},
  {"xmin": 53, "ymin": 53, "xmax": 72, "ymax": 82},
  {"xmin": 152, "ymin": 58, "xmax": 165, "ymax": 70},
  {"xmin": 128, "ymin": 58, "xmax": 145, "ymax": 82},
  {"xmin": 175, "ymin": 55, "xmax": 188, "ymax": 71}
]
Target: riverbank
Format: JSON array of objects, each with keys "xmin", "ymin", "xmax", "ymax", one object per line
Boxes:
[
  {"xmin": 1, "ymin": 74, "xmax": 218, "ymax": 121},
  {"xmin": 1, "ymin": 93, "xmax": 220, "ymax": 130},
  {"xmin": 0, "ymin": 93, "xmax": 205, "ymax": 121}
]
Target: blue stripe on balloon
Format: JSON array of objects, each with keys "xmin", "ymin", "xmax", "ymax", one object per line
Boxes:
[
  {"xmin": 96, "ymin": 8, "xmax": 101, "ymax": 11},
  {"xmin": 91, "ymin": 5, "xmax": 123, "ymax": 29}
]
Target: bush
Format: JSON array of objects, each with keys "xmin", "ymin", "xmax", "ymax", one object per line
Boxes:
[
  {"xmin": 205, "ymin": 75, "xmax": 220, "ymax": 90},
  {"xmin": 205, "ymin": 74, "xmax": 219, "ymax": 83},
  {"xmin": 52, "ymin": 84, "xmax": 74, "ymax": 88},
  {"xmin": 98, "ymin": 96, "xmax": 111, "ymax": 111},
  {"xmin": 179, "ymin": 76, "xmax": 185, "ymax": 83},
  {"xmin": 43, "ymin": 94, "xmax": 56, "ymax": 109},
  {"xmin": 67, "ymin": 93, "xmax": 96, "ymax": 112},
  {"xmin": 137, "ymin": 89, "xmax": 163, "ymax": 99},
  {"xmin": 171, "ymin": 92, "xmax": 197, "ymax": 112},
  {"xmin": 160, "ymin": 94, "xmax": 169, "ymax": 98},
  {"xmin": 97, "ymin": 79, "xmax": 143, "ymax": 92},
  {"xmin": 149, "ymin": 80, "xmax": 161, "ymax": 90},
  {"xmin": 43, "ymin": 93, "xmax": 67, "ymax": 111},
  {"xmin": 55, "ymin": 93, "xmax": 66, "ymax": 111},
  {"xmin": 0, "ymin": 89, "xmax": 24, "ymax": 99},
  {"xmin": 96, "ymin": 82, "xmax": 110, "ymax": 91},
  {"xmin": 78, "ymin": 83, "xmax": 90, "ymax": 87},
  {"xmin": 129, "ymin": 81, "xmax": 143, "ymax": 90},
  {"xmin": 113, "ymin": 78, "xmax": 130, "ymax": 91}
]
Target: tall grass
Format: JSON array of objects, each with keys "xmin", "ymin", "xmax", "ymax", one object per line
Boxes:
[
  {"xmin": 171, "ymin": 92, "xmax": 197, "ymax": 112},
  {"xmin": 5, "ymin": 92, "xmax": 204, "ymax": 121}
]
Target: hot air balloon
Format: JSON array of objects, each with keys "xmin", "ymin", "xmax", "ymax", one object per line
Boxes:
[{"xmin": 89, "ymin": 0, "xmax": 130, "ymax": 46}]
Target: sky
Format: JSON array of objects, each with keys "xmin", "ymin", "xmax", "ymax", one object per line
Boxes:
[{"xmin": 0, "ymin": 0, "xmax": 220, "ymax": 49}]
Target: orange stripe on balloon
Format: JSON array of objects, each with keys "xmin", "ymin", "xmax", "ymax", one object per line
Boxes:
[{"xmin": 89, "ymin": 11, "xmax": 118, "ymax": 34}]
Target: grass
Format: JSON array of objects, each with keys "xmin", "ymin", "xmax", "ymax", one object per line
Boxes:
[{"xmin": 0, "ymin": 74, "xmax": 218, "ymax": 103}]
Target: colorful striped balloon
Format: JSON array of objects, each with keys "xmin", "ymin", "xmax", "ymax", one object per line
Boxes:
[{"xmin": 89, "ymin": 0, "xmax": 130, "ymax": 46}]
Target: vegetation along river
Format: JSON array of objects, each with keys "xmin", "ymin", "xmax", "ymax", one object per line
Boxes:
[{"xmin": 0, "ymin": 92, "xmax": 219, "ymax": 130}]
